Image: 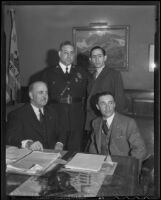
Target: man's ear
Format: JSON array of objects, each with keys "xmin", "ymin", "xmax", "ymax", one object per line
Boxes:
[
  {"xmin": 113, "ymin": 101, "xmax": 116, "ymax": 109},
  {"xmin": 96, "ymin": 104, "xmax": 100, "ymax": 111},
  {"xmin": 58, "ymin": 51, "xmax": 61, "ymax": 58},
  {"xmin": 104, "ymin": 55, "xmax": 107, "ymax": 62},
  {"xmin": 89, "ymin": 57, "xmax": 91, "ymax": 62},
  {"xmin": 29, "ymin": 92, "xmax": 33, "ymax": 100}
]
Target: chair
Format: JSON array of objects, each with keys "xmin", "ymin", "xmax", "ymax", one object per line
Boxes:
[{"xmin": 139, "ymin": 154, "xmax": 154, "ymax": 196}]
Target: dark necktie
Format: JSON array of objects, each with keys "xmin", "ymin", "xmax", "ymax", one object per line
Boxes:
[
  {"xmin": 102, "ymin": 119, "xmax": 111, "ymax": 155},
  {"xmin": 102, "ymin": 120, "xmax": 109, "ymax": 135},
  {"xmin": 39, "ymin": 109, "xmax": 44, "ymax": 123},
  {"xmin": 65, "ymin": 66, "xmax": 69, "ymax": 74}
]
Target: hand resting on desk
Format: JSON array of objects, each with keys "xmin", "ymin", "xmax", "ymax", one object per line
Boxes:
[
  {"xmin": 27, "ymin": 141, "xmax": 44, "ymax": 151},
  {"xmin": 54, "ymin": 142, "xmax": 63, "ymax": 152}
]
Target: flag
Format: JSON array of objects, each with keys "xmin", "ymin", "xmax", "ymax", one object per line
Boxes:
[
  {"xmin": 7, "ymin": 9, "xmax": 20, "ymax": 103},
  {"xmin": 6, "ymin": 73, "xmax": 11, "ymax": 104}
]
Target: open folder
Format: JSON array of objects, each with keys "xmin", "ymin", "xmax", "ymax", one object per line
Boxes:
[
  {"xmin": 6, "ymin": 146, "xmax": 32, "ymax": 164},
  {"xmin": 6, "ymin": 150, "xmax": 61, "ymax": 175},
  {"xmin": 65, "ymin": 153, "xmax": 106, "ymax": 172}
]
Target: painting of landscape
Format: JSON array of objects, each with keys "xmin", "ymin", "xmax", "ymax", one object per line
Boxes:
[{"xmin": 73, "ymin": 26, "xmax": 129, "ymax": 71}]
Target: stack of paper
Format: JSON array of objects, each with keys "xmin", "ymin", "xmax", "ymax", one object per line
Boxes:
[
  {"xmin": 65, "ymin": 153, "xmax": 106, "ymax": 172},
  {"xmin": 6, "ymin": 146, "xmax": 32, "ymax": 164},
  {"xmin": 6, "ymin": 151, "xmax": 61, "ymax": 175}
]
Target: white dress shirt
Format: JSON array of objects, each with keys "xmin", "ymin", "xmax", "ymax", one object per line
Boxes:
[
  {"xmin": 95, "ymin": 65, "xmax": 105, "ymax": 79},
  {"xmin": 31, "ymin": 104, "xmax": 44, "ymax": 121},
  {"xmin": 104, "ymin": 112, "xmax": 115, "ymax": 129},
  {"xmin": 59, "ymin": 62, "xmax": 71, "ymax": 74}
]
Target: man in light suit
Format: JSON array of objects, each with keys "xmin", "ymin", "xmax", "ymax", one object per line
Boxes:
[
  {"xmin": 85, "ymin": 46, "xmax": 126, "ymax": 132},
  {"xmin": 7, "ymin": 81, "xmax": 63, "ymax": 151},
  {"xmin": 89, "ymin": 91, "xmax": 146, "ymax": 162}
]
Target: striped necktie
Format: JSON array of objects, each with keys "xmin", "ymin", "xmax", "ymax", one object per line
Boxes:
[
  {"xmin": 65, "ymin": 66, "xmax": 69, "ymax": 74},
  {"xmin": 102, "ymin": 120, "xmax": 109, "ymax": 135}
]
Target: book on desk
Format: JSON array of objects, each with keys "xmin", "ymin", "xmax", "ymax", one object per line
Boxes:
[{"xmin": 65, "ymin": 153, "xmax": 117, "ymax": 174}]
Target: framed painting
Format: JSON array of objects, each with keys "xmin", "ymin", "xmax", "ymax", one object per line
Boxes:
[{"xmin": 72, "ymin": 25, "xmax": 129, "ymax": 71}]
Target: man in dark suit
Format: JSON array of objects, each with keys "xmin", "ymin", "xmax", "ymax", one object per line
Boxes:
[
  {"xmin": 89, "ymin": 91, "xmax": 146, "ymax": 163},
  {"xmin": 41, "ymin": 41, "xmax": 88, "ymax": 151},
  {"xmin": 7, "ymin": 81, "xmax": 63, "ymax": 151},
  {"xmin": 85, "ymin": 46, "xmax": 126, "ymax": 132}
]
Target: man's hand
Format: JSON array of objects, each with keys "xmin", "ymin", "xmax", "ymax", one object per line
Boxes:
[
  {"xmin": 54, "ymin": 142, "xmax": 63, "ymax": 152},
  {"xmin": 29, "ymin": 141, "xmax": 43, "ymax": 151}
]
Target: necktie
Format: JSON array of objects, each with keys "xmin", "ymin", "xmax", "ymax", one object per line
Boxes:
[
  {"xmin": 102, "ymin": 120, "xmax": 109, "ymax": 135},
  {"xmin": 102, "ymin": 119, "xmax": 111, "ymax": 155},
  {"xmin": 65, "ymin": 66, "xmax": 69, "ymax": 74},
  {"xmin": 39, "ymin": 109, "xmax": 44, "ymax": 123}
]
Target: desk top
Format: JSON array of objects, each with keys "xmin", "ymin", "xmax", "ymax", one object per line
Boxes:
[{"xmin": 6, "ymin": 151, "xmax": 141, "ymax": 197}]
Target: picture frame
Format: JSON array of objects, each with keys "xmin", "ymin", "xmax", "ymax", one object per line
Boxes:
[
  {"xmin": 149, "ymin": 44, "xmax": 155, "ymax": 72},
  {"xmin": 72, "ymin": 25, "xmax": 129, "ymax": 72}
]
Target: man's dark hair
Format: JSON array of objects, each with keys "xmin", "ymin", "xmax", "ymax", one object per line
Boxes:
[
  {"xmin": 90, "ymin": 46, "xmax": 106, "ymax": 57},
  {"xmin": 95, "ymin": 91, "xmax": 114, "ymax": 105},
  {"xmin": 89, "ymin": 91, "xmax": 114, "ymax": 116},
  {"xmin": 59, "ymin": 41, "xmax": 74, "ymax": 51}
]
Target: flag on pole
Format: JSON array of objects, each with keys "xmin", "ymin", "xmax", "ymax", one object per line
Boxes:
[
  {"xmin": 7, "ymin": 9, "xmax": 20, "ymax": 103},
  {"xmin": 6, "ymin": 73, "xmax": 11, "ymax": 103}
]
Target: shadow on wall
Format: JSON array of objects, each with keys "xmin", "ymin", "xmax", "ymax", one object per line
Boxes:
[
  {"xmin": 77, "ymin": 53, "xmax": 90, "ymax": 74},
  {"xmin": 28, "ymin": 49, "xmax": 59, "ymax": 85}
]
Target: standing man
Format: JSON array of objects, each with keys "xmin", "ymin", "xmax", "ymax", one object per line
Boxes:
[
  {"xmin": 41, "ymin": 41, "xmax": 88, "ymax": 151},
  {"xmin": 7, "ymin": 81, "xmax": 63, "ymax": 151},
  {"xmin": 89, "ymin": 91, "xmax": 146, "ymax": 163},
  {"xmin": 85, "ymin": 46, "xmax": 127, "ymax": 132}
]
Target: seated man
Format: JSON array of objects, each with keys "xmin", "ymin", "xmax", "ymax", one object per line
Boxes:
[
  {"xmin": 6, "ymin": 81, "xmax": 63, "ymax": 151},
  {"xmin": 89, "ymin": 91, "xmax": 147, "ymax": 163}
]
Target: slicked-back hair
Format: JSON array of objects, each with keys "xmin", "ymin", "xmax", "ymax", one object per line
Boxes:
[
  {"xmin": 90, "ymin": 46, "xmax": 106, "ymax": 57},
  {"xmin": 59, "ymin": 41, "xmax": 75, "ymax": 51},
  {"xmin": 95, "ymin": 91, "xmax": 114, "ymax": 105}
]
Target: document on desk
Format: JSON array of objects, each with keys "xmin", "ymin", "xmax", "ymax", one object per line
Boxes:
[
  {"xmin": 65, "ymin": 153, "xmax": 106, "ymax": 172},
  {"xmin": 6, "ymin": 146, "xmax": 32, "ymax": 164},
  {"xmin": 6, "ymin": 151, "xmax": 61, "ymax": 175}
]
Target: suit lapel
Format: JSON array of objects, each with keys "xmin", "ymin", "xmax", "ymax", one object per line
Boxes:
[
  {"xmin": 94, "ymin": 118, "xmax": 103, "ymax": 154},
  {"xmin": 43, "ymin": 106, "xmax": 55, "ymax": 137},
  {"xmin": 28, "ymin": 104, "xmax": 45, "ymax": 133},
  {"xmin": 95, "ymin": 113, "xmax": 121, "ymax": 154},
  {"xmin": 43, "ymin": 107, "xmax": 50, "ymax": 134},
  {"xmin": 87, "ymin": 66, "xmax": 110, "ymax": 103},
  {"xmin": 110, "ymin": 113, "xmax": 120, "ymax": 136},
  {"xmin": 55, "ymin": 65, "xmax": 67, "ymax": 81},
  {"xmin": 109, "ymin": 113, "xmax": 122, "ymax": 153}
]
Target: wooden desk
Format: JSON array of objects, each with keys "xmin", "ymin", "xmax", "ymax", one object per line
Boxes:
[{"xmin": 6, "ymin": 151, "xmax": 141, "ymax": 197}]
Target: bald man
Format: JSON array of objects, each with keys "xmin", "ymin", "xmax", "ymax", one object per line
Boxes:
[{"xmin": 6, "ymin": 81, "xmax": 63, "ymax": 151}]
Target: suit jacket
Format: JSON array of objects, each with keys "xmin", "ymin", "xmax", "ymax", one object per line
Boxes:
[
  {"xmin": 41, "ymin": 64, "xmax": 88, "ymax": 132},
  {"xmin": 6, "ymin": 103, "xmax": 61, "ymax": 149},
  {"xmin": 89, "ymin": 112, "xmax": 147, "ymax": 161},
  {"xmin": 85, "ymin": 66, "xmax": 126, "ymax": 131}
]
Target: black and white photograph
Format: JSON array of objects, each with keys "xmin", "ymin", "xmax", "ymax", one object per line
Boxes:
[{"xmin": 1, "ymin": 1, "xmax": 160, "ymax": 199}]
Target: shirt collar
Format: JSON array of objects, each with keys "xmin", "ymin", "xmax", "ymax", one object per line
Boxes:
[
  {"xmin": 59, "ymin": 62, "xmax": 71, "ymax": 73},
  {"xmin": 95, "ymin": 65, "xmax": 105, "ymax": 78},
  {"xmin": 104, "ymin": 112, "xmax": 115, "ymax": 128},
  {"xmin": 30, "ymin": 103, "xmax": 44, "ymax": 115}
]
